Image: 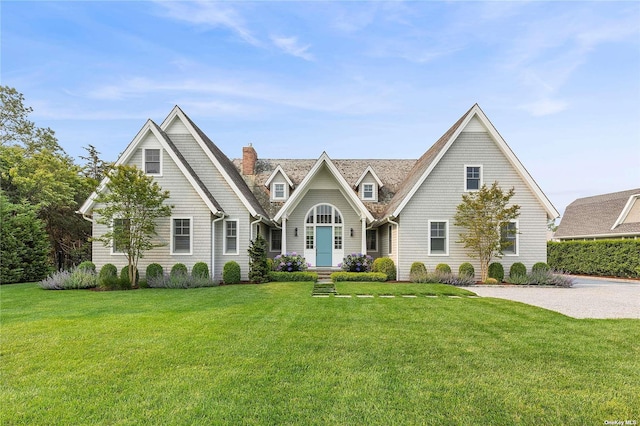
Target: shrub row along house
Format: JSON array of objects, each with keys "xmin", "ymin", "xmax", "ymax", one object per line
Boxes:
[{"xmin": 79, "ymin": 104, "xmax": 559, "ymax": 281}]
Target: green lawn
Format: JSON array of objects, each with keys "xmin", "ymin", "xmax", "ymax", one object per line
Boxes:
[{"xmin": 1, "ymin": 282, "xmax": 638, "ymax": 425}]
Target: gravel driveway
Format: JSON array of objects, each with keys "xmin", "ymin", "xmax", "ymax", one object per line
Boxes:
[{"xmin": 470, "ymin": 276, "xmax": 640, "ymax": 319}]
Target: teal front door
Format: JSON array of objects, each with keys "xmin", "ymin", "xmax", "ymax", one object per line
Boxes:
[{"xmin": 316, "ymin": 226, "xmax": 332, "ymax": 267}]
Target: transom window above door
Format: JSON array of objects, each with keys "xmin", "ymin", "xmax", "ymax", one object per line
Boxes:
[{"xmin": 306, "ymin": 204, "xmax": 343, "ymax": 224}]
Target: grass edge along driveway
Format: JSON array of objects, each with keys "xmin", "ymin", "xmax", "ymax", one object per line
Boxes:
[{"xmin": 1, "ymin": 282, "xmax": 638, "ymax": 425}]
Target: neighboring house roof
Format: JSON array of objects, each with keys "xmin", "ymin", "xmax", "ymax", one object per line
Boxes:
[{"xmin": 554, "ymin": 188, "xmax": 640, "ymax": 239}]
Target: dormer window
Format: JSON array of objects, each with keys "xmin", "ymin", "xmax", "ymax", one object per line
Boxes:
[
  {"xmin": 363, "ymin": 183, "xmax": 375, "ymax": 200},
  {"xmin": 272, "ymin": 183, "xmax": 286, "ymax": 200},
  {"xmin": 144, "ymin": 149, "xmax": 161, "ymax": 175}
]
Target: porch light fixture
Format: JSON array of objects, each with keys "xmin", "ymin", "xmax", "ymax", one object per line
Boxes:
[
  {"xmin": 350, "ymin": 228, "xmax": 354, "ymax": 237},
  {"xmin": 295, "ymin": 227, "xmax": 298, "ymax": 237}
]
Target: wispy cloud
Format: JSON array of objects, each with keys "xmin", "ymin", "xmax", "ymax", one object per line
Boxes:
[
  {"xmin": 270, "ymin": 35, "xmax": 314, "ymax": 61},
  {"xmin": 154, "ymin": 1, "xmax": 261, "ymax": 47}
]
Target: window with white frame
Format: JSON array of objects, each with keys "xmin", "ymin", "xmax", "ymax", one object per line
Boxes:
[
  {"xmin": 429, "ymin": 220, "xmax": 448, "ymax": 255},
  {"xmin": 334, "ymin": 226, "xmax": 343, "ymax": 249},
  {"xmin": 465, "ymin": 165, "xmax": 482, "ymax": 191},
  {"xmin": 270, "ymin": 229, "xmax": 282, "ymax": 252},
  {"xmin": 144, "ymin": 149, "xmax": 161, "ymax": 175},
  {"xmin": 172, "ymin": 218, "xmax": 192, "ymax": 254},
  {"xmin": 501, "ymin": 220, "xmax": 518, "ymax": 255},
  {"xmin": 224, "ymin": 220, "xmax": 238, "ymax": 254},
  {"xmin": 272, "ymin": 183, "xmax": 286, "ymax": 200},
  {"xmin": 112, "ymin": 218, "xmax": 130, "ymax": 254},
  {"xmin": 306, "ymin": 226, "xmax": 314, "ymax": 249},
  {"xmin": 362, "ymin": 183, "xmax": 375, "ymax": 200},
  {"xmin": 366, "ymin": 229, "xmax": 378, "ymax": 251}
]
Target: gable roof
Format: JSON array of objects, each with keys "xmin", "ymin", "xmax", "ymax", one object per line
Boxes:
[
  {"xmin": 383, "ymin": 103, "xmax": 559, "ymax": 220},
  {"xmin": 355, "ymin": 166, "xmax": 384, "ymax": 189},
  {"xmin": 555, "ymin": 188, "xmax": 640, "ymax": 239},
  {"xmin": 161, "ymin": 106, "xmax": 269, "ymax": 220},
  {"xmin": 78, "ymin": 119, "xmax": 223, "ymax": 216},
  {"xmin": 273, "ymin": 152, "xmax": 375, "ymax": 223},
  {"xmin": 265, "ymin": 165, "xmax": 294, "ymax": 188}
]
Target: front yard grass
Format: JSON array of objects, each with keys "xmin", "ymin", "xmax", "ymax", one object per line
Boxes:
[
  {"xmin": 334, "ymin": 282, "xmax": 475, "ymax": 296},
  {"xmin": 1, "ymin": 282, "xmax": 638, "ymax": 425}
]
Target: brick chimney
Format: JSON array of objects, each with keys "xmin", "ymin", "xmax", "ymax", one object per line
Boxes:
[{"xmin": 242, "ymin": 143, "xmax": 257, "ymax": 175}]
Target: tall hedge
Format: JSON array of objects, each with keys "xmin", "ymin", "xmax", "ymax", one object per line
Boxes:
[{"xmin": 548, "ymin": 240, "xmax": 640, "ymax": 278}]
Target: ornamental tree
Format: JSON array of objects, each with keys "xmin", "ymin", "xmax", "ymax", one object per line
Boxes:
[
  {"xmin": 248, "ymin": 234, "xmax": 269, "ymax": 283},
  {"xmin": 93, "ymin": 165, "xmax": 173, "ymax": 285},
  {"xmin": 453, "ymin": 182, "xmax": 520, "ymax": 282}
]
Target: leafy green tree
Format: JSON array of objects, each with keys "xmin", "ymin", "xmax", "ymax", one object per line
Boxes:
[
  {"xmin": 0, "ymin": 193, "xmax": 51, "ymax": 283},
  {"xmin": 248, "ymin": 234, "xmax": 269, "ymax": 283},
  {"xmin": 0, "ymin": 86, "xmax": 94, "ymax": 269},
  {"xmin": 453, "ymin": 182, "xmax": 520, "ymax": 282},
  {"xmin": 93, "ymin": 165, "xmax": 173, "ymax": 285}
]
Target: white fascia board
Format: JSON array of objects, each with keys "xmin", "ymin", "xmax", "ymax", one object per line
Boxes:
[
  {"xmin": 391, "ymin": 105, "xmax": 560, "ymax": 220},
  {"xmin": 354, "ymin": 166, "xmax": 384, "ymax": 188},
  {"xmin": 78, "ymin": 119, "xmax": 156, "ymax": 215},
  {"xmin": 265, "ymin": 165, "xmax": 294, "ymax": 188},
  {"xmin": 274, "ymin": 152, "xmax": 375, "ymax": 223},
  {"xmin": 612, "ymin": 194, "xmax": 640, "ymax": 229},
  {"xmin": 162, "ymin": 107, "xmax": 259, "ymax": 217}
]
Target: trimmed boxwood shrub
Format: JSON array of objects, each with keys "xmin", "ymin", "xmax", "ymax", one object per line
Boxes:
[
  {"xmin": 532, "ymin": 262, "xmax": 550, "ymax": 273},
  {"xmin": 99, "ymin": 264, "xmax": 118, "ymax": 280},
  {"xmin": 372, "ymin": 257, "xmax": 396, "ymax": 281},
  {"xmin": 268, "ymin": 271, "xmax": 318, "ymax": 282},
  {"xmin": 171, "ymin": 263, "xmax": 188, "ymax": 277},
  {"xmin": 223, "ymin": 261, "xmax": 241, "ymax": 284},
  {"xmin": 77, "ymin": 261, "xmax": 96, "ymax": 273},
  {"xmin": 146, "ymin": 263, "xmax": 164, "ymax": 280},
  {"xmin": 488, "ymin": 262, "xmax": 504, "ymax": 282},
  {"xmin": 509, "ymin": 262, "xmax": 527, "ymax": 278},
  {"xmin": 409, "ymin": 262, "xmax": 427, "ymax": 283},
  {"xmin": 435, "ymin": 263, "xmax": 451, "ymax": 274},
  {"xmin": 192, "ymin": 262, "xmax": 210, "ymax": 279},
  {"xmin": 330, "ymin": 272, "xmax": 388, "ymax": 282},
  {"xmin": 548, "ymin": 240, "xmax": 640, "ymax": 278},
  {"xmin": 459, "ymin": 262, "xmax": 475, "ymax": 278}
]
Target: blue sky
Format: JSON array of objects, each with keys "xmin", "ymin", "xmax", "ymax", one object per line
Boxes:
[{"xmin": 2, "ymin": 1, "xmax": 639, "ymax": 216}]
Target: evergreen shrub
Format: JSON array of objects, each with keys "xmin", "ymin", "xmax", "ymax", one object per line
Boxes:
[
  {"xmin": 409, "ymin": 262, "xmax": 427, "ymax": 283},
  {"xmin": 77, "ymin": 261, "xmax": 96, "ymax": 273},
  {"xmin": 192, "ymin": 262, "xmax": 210, "ymax": 279},
  {"xmin": 223, "ymin": 261, "xmax": 241, "ymax": 284},
  {"xmin": 435, "ymin": 263, "xmax": 452, "ymax": 274},
  {"xmin": 488, "ymin": 262, "xmax": 504, "ymax": 282},
  {"xmin": 268, "ymin": 271, "xmax": 318, "ymax": 282},
  {"xmin": 532, "ymin": 262, "xmax": 550, "ymax": 273},
  {"xmin": 146, "ymin": 263, "xmax": 164, "ymax": 280},
  {"xmin": 509, "ymin": 262, "xmax": 527, "ymax": 278},
  {"xmin": 372, "ymin": 257, "xmax": 396, "ymax": 281},
  {"xmin": 459, "ymin": 262, "xmax": 475, "ymax": 278},
  {"xmin": 330, "ymin": 272, "xmax": 388, "ymax": 282},
  {"xmin": 171, "ymin": 263, "xmax": 188, "ymax": 277},
  {"xmin": 548, "ymin": 240, "xmax": 640, "ymax": 278}
]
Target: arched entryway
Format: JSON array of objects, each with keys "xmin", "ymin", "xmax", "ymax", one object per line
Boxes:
[{"xmin": 304, "ymin": 204, "xmax": 344, "ymax": 267}]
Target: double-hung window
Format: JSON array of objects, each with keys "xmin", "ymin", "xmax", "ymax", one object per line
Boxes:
[
  {"xmin": 273, "ymin": 183, "xmax": 286, "ymax": 200},
  {"xmin": 366, "ymin": 229, "xmax": 378, "ymax": 251},
  {"xmin": 144, "ymin": 149, "xmax": 161, "ymax": 175},
  {"xmin": 362, "ymin": 183, "xmax": 375, "ymax": 200},
  {"xmin": 429, "ymin": 220, "xmax": 448, "ymax": 256},
  {"xmin": 225, "ymin": 220, "xmax": 238, "ymax": 254},
  {"xmin": 112, "ymin": 218, "xmax": 131, "ymax": 254},
  {"xmin": 501, "ymin": 220, "xmax": 518, "ymax": 255},
  {"xmin": 465, "ymin": 165, "xmax": 482, "ymax": 191},
  {"xmin": 172, "ymin": 218, "xmax": 192, "ymax": 254},
  {"xmin": 270, "ymin": 229, "xmax": 282, "ymax": 252}
]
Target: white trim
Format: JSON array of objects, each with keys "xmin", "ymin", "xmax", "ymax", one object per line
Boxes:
[
  {"xmin": 270, "ymin": 228, "xmax": 283, "ymax": 252},
  {"xmin": 355, "ymin": 166, "xmax": 384, "ymax": 188},
  {"xmin": 160, "ymin": 107, "xmax": 260, "ymax": 217},
  {"xmin": 143, "ymin": 148, "xmax": 163, "ymax": 176},
  {"xmin": 428, "ymin": 220, "xmax": 449, "ymax": 256},
  {"xmin": 464, "ymin": 164, "xmax": 483, "ymax": 192},
  {"xmin": 223, "ymin": 219, "xmax": 239, "ymax": 255},
  {"xmin": 391, "ymin": 105, "xmax": 559, "ymax": 220},
  {"xmin": 271, "ymin": 182, "xmax": 287, "ymax": 201},
  {"xmin": 366, "ymin": 229, "xmax": 378, "ymax": 252},
  {"xmin": 361, "ymin": 183, "xmax": 376, "ymax": 201},
  {"xmin": 78, "ymin": 120, "xmax": 222, "ymax": 216},
  {"xmin": 109, "ymin": 218, "xmax": 129, "ymax": 256},
  {"xmin": 274, "ymin": 152, "xmax": 374, "ymax": 223},
  {"xmin": 171, "ymin": 216, "xmax": 193, "ymax": 255},
  {"xmin": 612, "ymin": 194, "xmax": 640, "ymax": 229},
  {"xmin": 265, "ymin": 165, "xmax": 294, "ymax": 188},
  {"xmin": 501, "ymin": 219, "xmax": 519, "ymax": 256}
]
